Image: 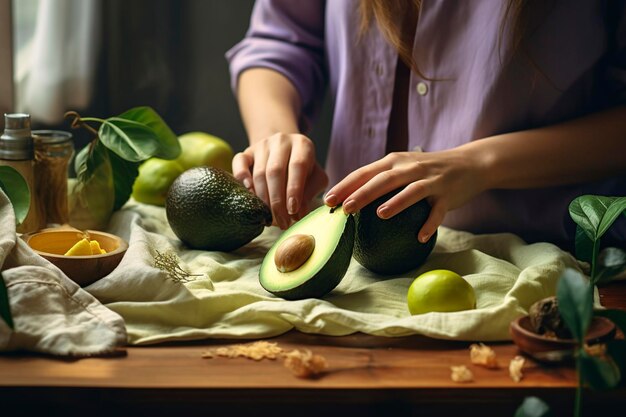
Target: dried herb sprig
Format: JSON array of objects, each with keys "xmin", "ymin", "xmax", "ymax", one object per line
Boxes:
[{"xmin": 153, "ymin": 249, "xmax": 202, "ymax": 284}]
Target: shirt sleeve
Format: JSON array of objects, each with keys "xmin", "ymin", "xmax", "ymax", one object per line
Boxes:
[{"xmin": 225, "ymin": 0, "xmax": 327, "ymax": 130}]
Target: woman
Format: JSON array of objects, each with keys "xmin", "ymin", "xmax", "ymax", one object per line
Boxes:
[{"xmin": 226, "ymin": 0, "xmax": 626, "ymax": 249}]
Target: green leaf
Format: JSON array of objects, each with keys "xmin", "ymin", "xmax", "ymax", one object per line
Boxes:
[
  {"xmin": 595, "ymin": 309, "xmax": 626, "ymax": 335},
  {"xmin": 94, "ymin": 107, "xmax": 180, "ymax": 162},
  {"xmin": 0, "ymin": 165, "xmax": 31, "ymax": 225},
  {"xmin": 514, "ymin": 397, "xmax": 553, "ymax": 417},
  {"xmin": 107, "ymin": 148, "xmax": 140, "ymax": 211},
  {"xmin": 569, "ymin": 196, "xmax": 626, "ymax": 241},
  {"xmin": 116, "ymin": 107, "xmax": 180, "ymax": 160},
  {"xmin": 0, "ymin": 272, "xmax": 13, "ymax": 329},
  {"xmin": 98, "ymin": 118, "xmax": 162, "ymax": 162},
  {"xmin": 71, "ymin": 107, "xmax": 179, "ymax": 215},
  {"xmin": 74, "ymin": 140, "xmax": 93, "ymax": 181},
  {"xmin": 595, "ymin": 247, "xmax": 626, "ymax": 284},
  {"xmin": 574, "ymin": 225, "xmax": 595, "ymax": 265},
  {"xmin": 580, "ymin": 350, "xmax": 621, "ymax": 390},
  {"xmin": 557, "ymin": 268, "xmax": 593, "ymax": 343}
]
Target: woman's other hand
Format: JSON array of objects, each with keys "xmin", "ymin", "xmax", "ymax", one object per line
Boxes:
[
  {"xmin": 233, "ymin": 133, "xmax": 328, "ymax": 230},
  {"xmin": 323, "ymin": 148, "xmax": 488, "ymax": 243}
]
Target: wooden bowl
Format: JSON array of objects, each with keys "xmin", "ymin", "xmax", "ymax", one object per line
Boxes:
[
  {"xmin": 25, "ymin": 229, "xmax": 128, "ymax": 287},
  {"xmin": 510, "ymin": 315, "xmax": 616, "ymax": 362}
]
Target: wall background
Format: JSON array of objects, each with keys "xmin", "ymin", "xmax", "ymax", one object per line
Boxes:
[{"xmin": 84, "ymin": 0, "xmax": 332, "ymax": 164}]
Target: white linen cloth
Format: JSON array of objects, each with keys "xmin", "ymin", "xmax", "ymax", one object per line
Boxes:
[{"xmin": 0, "ymin": 190, "xmax": 126, "ymax": 356}]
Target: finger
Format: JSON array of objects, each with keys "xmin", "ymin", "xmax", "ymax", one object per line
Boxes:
[
  {"xmin": 340, "ymin": 166, "xmax": 414, "ymax": 214},
  {"xmin": 285, "ymin": 136, "xmax": 314, "ymax": 216},
  {"xmin": 265, "ymin": 137, "xmax": 292, "ymax": 229},
  {"xmin": 374, "ymin": 180, "xmax": 431, "ymax": 219},
  {"xmin": 417, "ymin": 200, "xmax": 446, "ymax": 243},
  {"xmin": 232, "ymin": 150, "xmax": 255, "ymax": 191},
  {"xmin": 304, "ymin": 164, "xmax": 329, "ymax": 205},
  {"xmin": 290, "ymin": 163, "xmax": 328, "ymax": 223},
  {"xmin": 251, "ymin": 142, "xmax": 270, "ymax": 207},
  {"xmin": 324, "ymin": 158, "xmax": 392, "ymax": 207}
]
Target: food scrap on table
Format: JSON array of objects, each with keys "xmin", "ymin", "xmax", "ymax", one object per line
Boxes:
[
  {"xmin": 469, "ymin": 342, "xmax": 499, "ymax": 369},
  {"xmin": 201, "ymin": 341, "xmax": 328, "ymax": 379},
  {"xmin": 450, "ymin": 365, "xmax": 474, "ymax": 383},
  {"xmin": 509, "ymin": 355, "xmax": 525, "ymax": 382},
  {"xmin": 201, "ymin": 341, "xmax": 283, "ymax": 361},
  {"xmin": 283, "ymin": 349, "xmax": 328, "ymax": 378}
]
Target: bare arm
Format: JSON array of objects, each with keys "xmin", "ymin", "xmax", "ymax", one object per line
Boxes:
[
  {"xmin": 233, "ymin": 68, "xmax": 328, "ymax": 229},
  {"xmin": 325, "ymin": 106, "xmax": 626, "ymax": 242},
  {"xmin": 477, "ymin": 106, "xmax": 626, "ymax": 190},
  {"xmin": 237, "ymin": 68, "xmax": 301, "ymax": 144}
]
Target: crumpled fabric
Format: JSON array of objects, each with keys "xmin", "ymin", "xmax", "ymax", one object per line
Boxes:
[
  {"xmin": 86, "ymin": 200, "xmax": 593, "ymax": 344},
  {"xmin": 0, "ymin": 189, "xmax": 127, "ymax": 356}
]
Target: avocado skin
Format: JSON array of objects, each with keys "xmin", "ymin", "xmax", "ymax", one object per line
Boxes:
[
  {"xmin": 166, "ymin": 167, "xmax": 272, "ymax": 251},
  {"xmin": 354, "ymin": 189, "xmax": 436, "ymax": 275},
  {"xmin": 261, "ymin": 211, "xmax": 355, "ymax": 300}
]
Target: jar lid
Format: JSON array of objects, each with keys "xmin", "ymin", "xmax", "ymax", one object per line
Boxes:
[
  {"xmin": 4, "ymin": 113, "xmax": 31, "ymax": 130},
  {"xmin": 1, "ymin": 113, "xmax": 33, "ymax": 160},
  {"xmin": 32, "ymin": 130, "xmax": 73, "ymax": 144}
]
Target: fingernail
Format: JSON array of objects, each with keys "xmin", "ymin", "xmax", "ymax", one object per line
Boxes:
[
  {"xmin": 419, "ymin": 233, "xmax": 430, "ymax": 243},
  {"xmin": 243, "ymin": 178, "xmax": 252, "ymax": 189},
  {"xmin": 377, "ymin": 206, "xmax": 389, "ymax": 219},
  {"xmin": 324, "ymin": 193, "xmax": 337, "ymax": 206},
  {"xmin": 343, "ymin": 200, "xmax": 355, "ymax": 214},
  {"xmin": 288, "ymin": 197, "xmax": 298, "ymax": 215}
]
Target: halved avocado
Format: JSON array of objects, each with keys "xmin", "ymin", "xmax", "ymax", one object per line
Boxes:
[{"xmin": 259, "ymin": 205, "xmax": 355, "ymax": 300}]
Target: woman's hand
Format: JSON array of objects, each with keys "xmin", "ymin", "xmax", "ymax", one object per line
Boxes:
[
  {"xmin": 323, "ymin": 148, "xmax": 489, "ymax": 242},
  {"xmin": 232, "ymin": 133, "xmax": 328, "ymax": 230}
]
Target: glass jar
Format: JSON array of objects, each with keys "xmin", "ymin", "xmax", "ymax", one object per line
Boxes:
[
  {"xmin": 1, "ymin": 113, "xmax": 43, "ymax": 233},
  {"xmin": 33, "ymin": 130, "xmax": 74, "ymax": 226}
]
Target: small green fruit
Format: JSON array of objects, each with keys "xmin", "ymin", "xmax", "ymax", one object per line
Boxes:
[
  {"xmin": 176, "ymin": 132, "xmax": 234, "ymax": 173},
  {"xmin": 407, "ymin": 269, "xmax": 476, "ymax": 315},
  {"xmin": 132, "ymin": 158, "xmax": 185, "ymax": 206}
]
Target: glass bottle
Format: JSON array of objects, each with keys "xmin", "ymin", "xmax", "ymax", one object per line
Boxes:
[
  {"xmin": 33, "ymin": 130, "xmax": 75, "ymax": 226},
  {"xmin": 0, "ymin": 113, "xmax": 42, "ymax": 233}
]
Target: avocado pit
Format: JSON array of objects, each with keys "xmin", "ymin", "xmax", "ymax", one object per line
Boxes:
[{"xmin": 274, "ymin": 234, "xmax": 315, "ymax": 273}]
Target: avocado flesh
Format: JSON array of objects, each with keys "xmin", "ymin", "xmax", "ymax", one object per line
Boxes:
[
  {"xmin": 259, "ymin": 205, "xmax": 355, "ymax": 300},
  {"xmin": 166, "ymin": 167, "xmax": 272, "ymax": 252},
  {"xmin": 354, "ymin": 189, "xmax": 436, "ymax": 275}
]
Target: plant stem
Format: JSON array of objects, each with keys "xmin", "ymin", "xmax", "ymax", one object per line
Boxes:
[
  {"xmin": 64, "ymin": 111, "xmax": 101, "ymax": 137},
  {"xmin": 590, "ymin": 239, "xmax": 598, "ymax": 284},
  {"xmin": 79, "ymin": 117, "xmax": 107, "ymax": 123}
]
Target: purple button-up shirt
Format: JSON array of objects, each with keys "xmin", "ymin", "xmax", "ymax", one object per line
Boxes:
[{"xmin": 227, "ymin": 0, "xmax": 626, "ymax": 247}]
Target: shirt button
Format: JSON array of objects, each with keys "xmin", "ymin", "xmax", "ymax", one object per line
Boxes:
[
  {"xmin": 367, "ymin": 126, "xmax": 374, "ymax": 137},
  {"xmin": 375, "ymin": 64, "xmax": 383, "ymax": 76},
  {"xmin": 412, "ymin": 145, "xmax": 423, "ymax": 152},
  {"xmin": 416, "ymin": 82, "xmax": 428, "ymax": 96}
]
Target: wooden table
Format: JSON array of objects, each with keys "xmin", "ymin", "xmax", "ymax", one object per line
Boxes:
[{"xmin": 1, "ymin": 282, "xmax": 624, "ymax": 417}]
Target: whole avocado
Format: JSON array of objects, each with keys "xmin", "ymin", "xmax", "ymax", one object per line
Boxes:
[
  {"xmin": 354, "ymin": 188, "xmax": 437, "ymax": 275},
  {"xmin": 165, "ymin": 167, "xmax": 272, "ymax": 251}
]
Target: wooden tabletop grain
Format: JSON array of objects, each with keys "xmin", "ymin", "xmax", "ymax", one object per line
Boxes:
[{"xmin": 1, "ymin": 281, "xmax": 624, "ymax": 417}]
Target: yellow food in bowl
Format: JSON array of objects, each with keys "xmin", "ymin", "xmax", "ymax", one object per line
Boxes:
[
  {"xmin": 64, "ymin": 238, "xmax": 107, "ymax": 256},
  {"xmin": 25, "ymin": 229, "xmax": 128, "ymax": 286}
]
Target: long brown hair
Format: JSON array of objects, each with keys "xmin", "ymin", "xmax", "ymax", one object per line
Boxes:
[{"xmin": 359, "ymin": 0, "xmax": 538, "ymax": 78}]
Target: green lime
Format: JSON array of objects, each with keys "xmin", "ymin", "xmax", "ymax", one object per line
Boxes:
[
  {"xmin": 407, "ymin": 269, "xmax": 476, "ymax": 315},
  {"xmin": 132, "ymin": 158, "xmax": 185, "ymax": 206}
]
